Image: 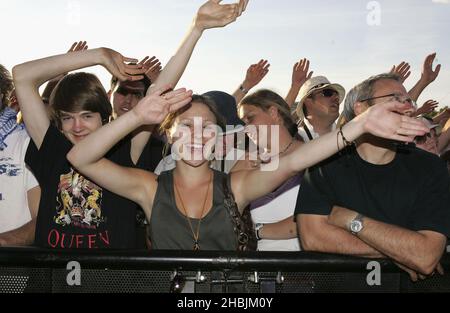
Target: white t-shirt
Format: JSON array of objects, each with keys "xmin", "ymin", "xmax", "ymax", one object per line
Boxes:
[
  {"xmin": 298, "ymin": 119, "xmax": 336, "ymax": 142},
  {"xmin": 250, "ymin": 180, "xmax": 301, "ymax": 251},
  {"xmin": 0, "ymin": 129, "xmax": 39, "ymax": 233}
]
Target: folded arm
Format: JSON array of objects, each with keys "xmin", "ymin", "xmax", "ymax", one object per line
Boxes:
[
  {"xmin": 328, "ymin": 206, "xmax": 447, "ymax": 275},
  {"xmin": 298, "ymin": 214, "xmax": 384, "ymax": 258}
]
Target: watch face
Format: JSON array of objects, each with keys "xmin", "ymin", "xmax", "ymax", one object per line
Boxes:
[{"xmin": 351, "ymin": 220, "xmax": 363, "ymax": 233}]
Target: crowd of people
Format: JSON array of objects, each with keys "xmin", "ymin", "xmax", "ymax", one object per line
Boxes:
[{"xmin": 1, "ymin": 0, "xmax": 450, "ymax": 281}]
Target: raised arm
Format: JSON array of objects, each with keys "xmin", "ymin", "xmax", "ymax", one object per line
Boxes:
[
  {"xmin": 148, "ymin": 0, "xmax": 248, "ymax": 94},
  {"xmin": 41, "ymin": 41, "xmax": 89, "ymax": 103},
  {"xmin": 232, "ymin": 101, "xmax": 429, "ymax": 210},
  {"xmin": 13, "ymin": 47, "xmax": 144, "ymax": 149},
  {"xmin": 285, "ymin": 58, "xmax": 313, "ymax": 107},
  {"xmin": 67, "ymin": 86, "xmax": 192, "ymax": 212},
  {"xmin": 408, "ymin": 53, "xmax": 441, "ymax": 102},
  {"xmin": 232, "ymin": 59, "xmax": 270, "ymax": 104},
  {"xmin": 412, "ymin": 99, "xmax": 439, "ymax": 117},
  {"xmin": 131, "ymin": 0, "xmax": 247, "ymax": 165}
]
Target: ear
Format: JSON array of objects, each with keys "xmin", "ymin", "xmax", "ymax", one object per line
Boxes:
[
  {"xmin": 268, "ymin": 106, "xmax": 280, "ymax": 122},
  {"xmin": 353, "ymin": 101, "xmax": 369, "ymax": 116},
  {"xmin": 107, "ymin": 90, "xmax": 112, "ymax": 100}
]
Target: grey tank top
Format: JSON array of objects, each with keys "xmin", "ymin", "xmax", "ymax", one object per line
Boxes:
[{"xmin": 149, "ymin": 169, "xmax": 238, "ymax": 250}]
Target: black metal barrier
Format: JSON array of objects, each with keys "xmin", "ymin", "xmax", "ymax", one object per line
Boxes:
[{"xmin": 0, "ymin": 247, "xmax": 449, "ymax": 293}]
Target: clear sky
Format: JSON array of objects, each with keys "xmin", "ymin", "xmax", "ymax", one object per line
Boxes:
[{"xmin": 1, "ymin": 0, "xmax": 449, "ymax": 108}]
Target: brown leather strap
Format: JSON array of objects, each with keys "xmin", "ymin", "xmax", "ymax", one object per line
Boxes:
[{"xmin": 222, "ymin": 175, "xmax": 257, "ymax": 251}]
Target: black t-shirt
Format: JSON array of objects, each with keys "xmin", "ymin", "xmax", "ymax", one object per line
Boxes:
[
  {"xmin": 295, "ymin": 145, "xmax": 450, "ymax": 237},
  {"xmin": 26, "ymin": 125, "xmax": 138, "ymax": 249},
  {"xmin": 132, "ymin": 135, "xmax": 165, "ymax": 249},
  {"xmin": 136, "ymin": 135, "xmax": 165, "ymax": 172}
]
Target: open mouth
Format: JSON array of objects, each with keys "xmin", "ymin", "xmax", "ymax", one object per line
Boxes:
[
  {"xmin": 185, "ymin": 143, "xmax": 205, "ymax": 152},
  {"xmin": 72, "ymin": 134, "xmax": 88, "ymax": 141},
  {"xmin": 182, "ymin": 143, "xmax": 208, "ymax": 161}
]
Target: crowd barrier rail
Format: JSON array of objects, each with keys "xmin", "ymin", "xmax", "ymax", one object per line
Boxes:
[{"xmin": 0, "ymin": 247, "xmax": 449, "ymax": 293}]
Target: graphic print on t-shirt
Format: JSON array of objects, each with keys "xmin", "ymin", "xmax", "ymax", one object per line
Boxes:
[
  {"xmin": 0, "ymin": 157, "xmax": 22, "ymax": 177},
  {"xmin": 54, "ymin": 169, "xmax": 105, "ymax": 229}
]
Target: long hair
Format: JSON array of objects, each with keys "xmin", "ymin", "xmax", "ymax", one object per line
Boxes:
[{"xmin": 240, "ymin": 89, "xmax": 298, "ymax": 137}]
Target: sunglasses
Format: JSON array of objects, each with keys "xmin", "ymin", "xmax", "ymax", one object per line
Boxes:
[
  {"xmin": 414, "ymin": 132, "xmax": 434, "ymax": 145},
  {"xmin": 310, "ymin": 88, "xmax": 338, "ymax": 98},
  {"xmin": 116, "ymin": 86, "xmax": 145, "ymax": 98}
]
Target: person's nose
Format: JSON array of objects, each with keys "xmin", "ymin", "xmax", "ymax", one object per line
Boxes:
[
  {"xmin": 332, "ymin": 92, "xmax": 340, "ymax": 102},
  {"xmin": 124, "ymin": 93, "xmax": 133, "ymax": 104},
  {"xmin": 72, "ymin": 117, "xmax": 84, "ymax": 132}
]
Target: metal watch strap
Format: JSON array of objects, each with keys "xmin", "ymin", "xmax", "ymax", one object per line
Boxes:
[{"xmin": 350, "ymin": 213, "xmax": 364, "ymax": 235}]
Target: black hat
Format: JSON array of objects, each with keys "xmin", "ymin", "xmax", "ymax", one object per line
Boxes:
[{"xmin": 203, "ymin": 91, "xmax": 245, "ymax": 135}]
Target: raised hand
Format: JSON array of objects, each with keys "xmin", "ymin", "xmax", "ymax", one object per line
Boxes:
[
  {"xmin": 49, "ymin": 41, "xmax": 90, "ymax": 82},
  {"xmin": 68, "ymin": 41, "xmax": 89, "ymax": 53},
  {"xmin": 390, "ymin": 61, "xmax": 411, "ymax": 83},
  {"xmin": 194, "ymin": 0, "xmax": 248, "ymax": 31},
  {"xmin": 139, "ymin": 56, "xmax": 162, "ymax": 83},
  {"xmin": 292, "ymin": 58, "xmax": 313, "ymax": 87},
  {"xmin": 414, "ymin": 99, "xmax": 439, "ymax": 116},
  {"xmin": 133, "ymin": 85, "xmax": 193, "ymax": 125},
  {"xmin": 284, "ymin": 58, "xmax": 313, "ymax": 107},
  {"xmin": 100, "ymin": 48, "xmax": 146, "ymax": 81},
  {"xmin": 243, "ymin": 59, "xmax": 270, "ymax": 90},
  {"xmin": 361, "ymin": 100, "xmax": 429, "ymax": 142},
  {"xmin": 421, "ymin": 53, "xmax": 441, "ymax": 85}
]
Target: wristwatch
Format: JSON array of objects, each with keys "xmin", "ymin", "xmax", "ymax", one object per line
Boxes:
[
  {"xmin": 349, "ymin": 213, "xmax": 364, "ymax": 235},
  {"xmin": 239, "ymin": 85, "xmax": 249, "ymax": 94},
  {"xmin": 255, "ymin": 223, "xmax": 264, "ymax": 241}
]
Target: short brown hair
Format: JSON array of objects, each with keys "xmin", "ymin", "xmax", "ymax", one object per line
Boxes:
[{"xmin": 50, "ymin": 72, "xmax": 112, "ymax": 129}]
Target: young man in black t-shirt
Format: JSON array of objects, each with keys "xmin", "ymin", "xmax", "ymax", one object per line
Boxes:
[
  {"xmin": 14, "ymin": 48, "xmax": 147, "ymax": 249},
  {"xmin": 26, "ymin": 124, "xmax": 138, "ymax": 249},
  {"xmin": 295, "ymin": 73, "xmax": 450, "ymax": 281}
]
